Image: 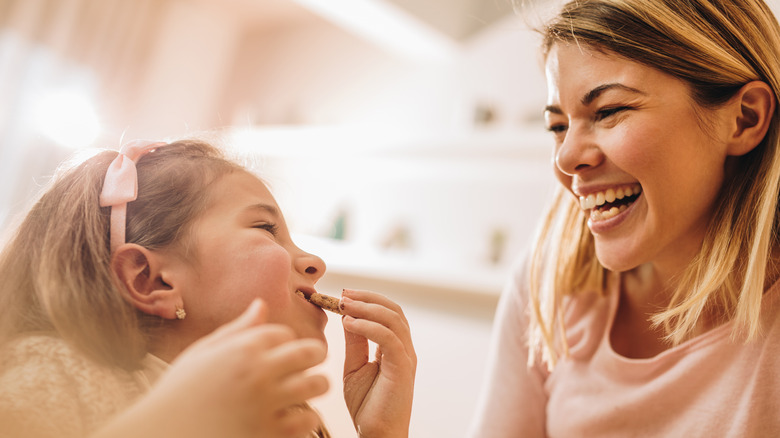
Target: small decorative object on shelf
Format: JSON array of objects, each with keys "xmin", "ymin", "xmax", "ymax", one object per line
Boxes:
[
  {"xmin": 328, "ymin": 209, "xmax": 348, "ymax": 241},
  {"xmin": 473, "ymin": 102, "xmax": 497, "ymax": 126},
  {"xmin": 380, "ymin": 223, "xmax": 412, "ymax": 251},
  {"xmin": 488, "ymin": 227, "xmax": 508, "ymax": 265}
]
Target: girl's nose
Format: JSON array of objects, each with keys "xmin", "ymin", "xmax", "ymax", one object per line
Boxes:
[
  {"xmin": 554, "ymin": 126, "xmax": 605, "ymax": 176},
  {"xmin": 295, "ymin": 250, "xmax": 326, "ymax": 281}
]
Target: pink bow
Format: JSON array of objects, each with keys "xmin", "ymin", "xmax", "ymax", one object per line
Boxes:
[{"xmin": 100, "ymin": 140, "xmax": 166, "ymax": 253}]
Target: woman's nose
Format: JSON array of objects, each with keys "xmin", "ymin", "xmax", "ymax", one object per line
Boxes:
[
  {"xmin": 295, "ymin": 250, "xmax": 326, "ymax": 281},
  {"xmin": 554, "ymin": 126, "xmax": 605, "ymax": 176}
]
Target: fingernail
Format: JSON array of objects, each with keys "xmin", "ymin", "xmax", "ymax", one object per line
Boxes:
[{"xmin": 339, "ymin": 296, "xmax": 352, "ymax": 311}]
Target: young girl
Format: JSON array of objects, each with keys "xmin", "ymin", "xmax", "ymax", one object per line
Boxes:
[
  {"xmin": 0, "ymin": 139, "xmax": 416, "ymax": 438},
  {"xmin": 470, "ymin": 0, "xmax": 780, "ymax": 436}
]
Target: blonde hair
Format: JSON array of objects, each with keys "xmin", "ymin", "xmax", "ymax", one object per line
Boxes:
[
  {"xmin": 0, "ymin": 139, "xmax": 242, "ymax": 370},
  {"xmin": 530, "ymin": 0, "xmax": 780, "ymax": 366}
]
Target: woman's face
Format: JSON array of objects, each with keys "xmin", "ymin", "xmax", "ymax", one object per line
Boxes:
[
  {"xmin": 544, "ymin": 43, "xmax": 733, "ymax": 275},
  {"xmin": 173, "ymin": 171, "xmax": 329, "ymax": 344}
]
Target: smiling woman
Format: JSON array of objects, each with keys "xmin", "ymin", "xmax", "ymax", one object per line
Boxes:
[
  {"xmin": 469, "ymin": 1, "xmax": 780, "ymax": 437},
  {"xmin": 545, "ymin": 42, "xmax": 745, "ymax": 276}
]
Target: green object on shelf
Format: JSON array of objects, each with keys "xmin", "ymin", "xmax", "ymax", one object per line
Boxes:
[{"xmin": 329, "ymin": 210, "xmax": 347, "ymax": 240}]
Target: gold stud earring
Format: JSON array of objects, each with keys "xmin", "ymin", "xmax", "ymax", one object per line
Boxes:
[{"xmin": 175, "ymin": 307, "xmax": 186, "ymax": 320}]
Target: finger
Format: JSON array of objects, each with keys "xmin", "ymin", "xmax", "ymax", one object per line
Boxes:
[
  {"xmin": 343, "ymin": 315, "xmax": 415, "ymax": 373},
  {"xmin": 202, "ymin": 299, "xmax": 267, "ymax": 343},
  {"xmin": 343, "ymin": 319, "xmax": 369, "ymax": 376},
  {"xmin": 339, "ymin": 297, "xmax": 413, "ymax": 356},
  {"xmin": 340, "ymin": 297, "xmax": 409, "ymax": 330},
  {"xmin": 342, "ymin": 289, "xmax": 409, "ymax": 326},
  {"xmin": 273, "ymin": 373, "xmax": 330, "ymax": 408},
  {"xmin": 230, "ymin": 323, "xmax": 299, "ymax": 357},
  {"xmin": 261, "ymin": 338, "xmax": 328, "ymax": 378}
]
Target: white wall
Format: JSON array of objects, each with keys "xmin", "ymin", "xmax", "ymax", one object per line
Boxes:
[
  {"xmin": 223, "ymin": 13, "xmax": 547, "ymax": 130},
  {"xmin": 124, "ymin": 0, "xmax": 242, "ymax": 140}
]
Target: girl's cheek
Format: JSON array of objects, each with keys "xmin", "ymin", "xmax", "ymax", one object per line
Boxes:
[{"xmin": 252, "ymin": 246, "xmax": 293, "ymax": 300}]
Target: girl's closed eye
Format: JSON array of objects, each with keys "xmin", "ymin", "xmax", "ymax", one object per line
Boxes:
[{"xmin": 253, "ymin": 223, "xmax": 279, "ymax": 236}]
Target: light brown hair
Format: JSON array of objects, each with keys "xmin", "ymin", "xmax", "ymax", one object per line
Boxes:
[
  {"xmin": 530, "ymin": 0, "xmax": 780, "ymax": 366},
  {"xmin": 0, "ymin": 139, "xmax": 242, "ymax": 370}
]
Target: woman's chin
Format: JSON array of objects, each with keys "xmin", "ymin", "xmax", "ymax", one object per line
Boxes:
[{"xmin": 595, "ymin": 249, "xmax": 640, "ymax": 273}]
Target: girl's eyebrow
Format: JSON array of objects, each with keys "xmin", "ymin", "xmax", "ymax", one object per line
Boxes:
[
  {"xmin": 243, "ymin": 203, "xmax": 280, "ymax": 218},
  {"xmin": 544, "ymin": 83, "xmax": 646, "ymax": 115}
]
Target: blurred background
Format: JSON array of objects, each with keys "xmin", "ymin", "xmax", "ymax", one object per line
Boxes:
[{"xmin": 2, "ymin": 0, "xmax": 564, "ymax": 436}]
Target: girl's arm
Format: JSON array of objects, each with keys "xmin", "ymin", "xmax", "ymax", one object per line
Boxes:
[{"xmin": 339, "ymin": 288, "xmax": 417, "ymax": 438}]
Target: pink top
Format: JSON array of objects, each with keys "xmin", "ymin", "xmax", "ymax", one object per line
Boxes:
[{"xmin": 468, "ymin": 260, "xmax": 780, "ymax": 437}]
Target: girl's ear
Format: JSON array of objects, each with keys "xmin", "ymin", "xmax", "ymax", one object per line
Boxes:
[
  {"xmin": 726, "ymin": 80, "xmax": 776, "ymax": 156},
  {"xmin": 111, "ymin": 243, "xmax": 183, "ymax": 320}
]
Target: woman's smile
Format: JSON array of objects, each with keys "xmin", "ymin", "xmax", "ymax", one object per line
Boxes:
[{"xmin": 578, "ymin": 183, "xmax": 642, "ymax": 222}]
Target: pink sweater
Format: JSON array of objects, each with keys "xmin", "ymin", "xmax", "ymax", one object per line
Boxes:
[{"xmin": 469, "ymin": 262, "xmax": 780, "ymax": 437}]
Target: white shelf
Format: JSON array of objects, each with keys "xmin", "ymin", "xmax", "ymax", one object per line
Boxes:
[
  {"xmin": 294, "ymin": 234, "xmax": 508, "ymax": 297},
  {"xmin": 229, "ymin": 124, "xmax": 552, "ymax": 161}
]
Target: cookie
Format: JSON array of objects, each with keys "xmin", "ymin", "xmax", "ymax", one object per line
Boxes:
[{"xmin": 296, "ymin": 291, "xmax": 342, "ymax": 315}]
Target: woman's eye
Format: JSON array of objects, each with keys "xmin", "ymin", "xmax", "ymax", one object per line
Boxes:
[
  {"xmin": 595, "ymin": 106, "xmax": 629, "ymax": 121},
  {"xmin": 254, "ymin": 223, "xmax": 279, "ymax": 236},
  {"xmin": 546, "ymin": 124, "xmax": 568, "ymax": 134}
]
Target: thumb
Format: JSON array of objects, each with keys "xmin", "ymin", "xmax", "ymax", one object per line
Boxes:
[{"xmin": 343, "ymin": 317, "xmax": 369, "ymax": 377}]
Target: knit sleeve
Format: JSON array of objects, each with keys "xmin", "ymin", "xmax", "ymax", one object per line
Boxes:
[
  {"xmin": 0, "ymin": 335, "xmax": 142, "ymax": 438},
  {"xmin": 0, "ymin": 336, "xmax": 88, "ymax": 438},
  {"xmin": 466, "ymin": 256, "xmax": 549, "ymax": 438}
]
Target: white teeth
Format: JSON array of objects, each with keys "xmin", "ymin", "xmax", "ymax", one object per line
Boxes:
[
  {"xmin": 584, "ymin": 194, "xmax": 596, "ymax": 209},
  {"xmin": 605, "ymin": 188, "xmax": 616, "ymax": 203},
  {"xmin": 590, "ymin": 204, "xmax": 628, "ymax": 221},
  {"xmin": 603, "ymin": 206, "xmax": 620, "ymax": 220},
  {"xmin": 578, "ymin": 184, "xmax": 642, "ymax": 212}
]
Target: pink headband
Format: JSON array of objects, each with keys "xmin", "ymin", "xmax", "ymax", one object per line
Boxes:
[{"xmin": 100, "ymin": 140, "xmax": 167, "ymax": 253}]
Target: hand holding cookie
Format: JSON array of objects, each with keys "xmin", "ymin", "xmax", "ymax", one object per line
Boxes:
[{"xmin": 339, "ymin": 289, "xmax": 416, "ymax": 438}]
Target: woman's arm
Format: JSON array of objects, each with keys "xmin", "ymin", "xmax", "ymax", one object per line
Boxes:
[{"xmin": 467, "ymin": 261, "xmax": 548, "ymax": 438}]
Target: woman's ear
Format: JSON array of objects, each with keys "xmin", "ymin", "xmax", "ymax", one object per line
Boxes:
[
  {"xmin": 726, "ymin": 80, "xmax": 776, "ymax": 156},
  {"xmin": 111, "ymin": 243, "xmax": 183, "ymax": 320}
]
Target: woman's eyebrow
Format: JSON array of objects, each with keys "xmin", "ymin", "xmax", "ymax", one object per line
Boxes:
[
  {"xmin": 544, "ymin": 83, "xmax": 646, "ymax": 115},
  {"xmin": 582, "ymin": 83, "xmax": 645, "ymax": 105}
]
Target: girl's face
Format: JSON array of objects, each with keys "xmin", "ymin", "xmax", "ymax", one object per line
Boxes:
[
  {"xmin": 544, "ymin": 43, "xmax": 733, "ymax": 275},
  {"xmin": 175, "ymin": 171, "xmax": 328, "ymax": 344}
]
